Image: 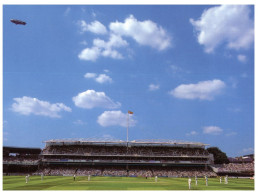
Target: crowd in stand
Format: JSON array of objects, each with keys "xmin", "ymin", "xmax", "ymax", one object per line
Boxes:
[
  {"xmin": 41, "ymin": 156, "xmax": 209, "ymax": 164},
  {"xmin": 34, "ymin": 166, "xmax": 216, "ymax": 177},
  {"xmin": 216, "ymin": 163, "xmax": 254, "ymax": 173},
  {"xmin": 3, "ymin": 155, "xmax": 39, "ymax": 164},
  {"xmin": 42, "ymin": 145, "xmax": 209, "ymax": 157},
  {"xmin": 152, "ymin": 167, "xmax": 217, "ymax": 177},
  {"xmin": 77, "ymin": 167, "xmax": 102, "ymax": 176},
  {"xmin": 102, "ymin": 167, "xmax": 127, "ymax": 176}
]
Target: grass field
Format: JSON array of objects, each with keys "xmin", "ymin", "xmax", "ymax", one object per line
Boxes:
[{"xmin": 3, "ymin": 176, "xmax": 254, "ymax": 190}]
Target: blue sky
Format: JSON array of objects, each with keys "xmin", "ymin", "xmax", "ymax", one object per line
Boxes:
[{"xmin": 2, "ymin": 5, "xmax": 254, "ymax": 157}]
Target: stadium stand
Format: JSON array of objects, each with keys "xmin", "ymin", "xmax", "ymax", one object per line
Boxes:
[
  {"xmin": 3, "ymin": 146, "xmax": 41, "ymax": 175},
  {"xmin": 3, "ymin": 139, "xmax": 254, "ymax": 178},
  {"xmin": 38, "ymin": 139, "xmax": 216, "ymax": 177},
  {"xmin": 211, "ymin": 163, "xmax": 254, "ymax": 177}
]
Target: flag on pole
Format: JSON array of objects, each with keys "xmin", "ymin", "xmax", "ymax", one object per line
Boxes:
[{"xmin": 128, "ymin": 110, "xmax": 133, "ymax": 114}]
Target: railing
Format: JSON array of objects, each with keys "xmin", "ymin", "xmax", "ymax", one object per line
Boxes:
[
  {"xmin": 41, "ymin": 159, "xmax": 210, "ymax": 164},
  {"xmin": 3, "ymin": 161, "xmax": 39, "ymax": 165},
  {"xmin": 42, "ymin": 153, "xmax": 210, "ymax": 158}
]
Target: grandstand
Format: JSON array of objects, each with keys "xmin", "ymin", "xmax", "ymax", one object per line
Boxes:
[
  {"xmin": 38, "ymin": 138, "xmax": 216, "ymax": 177},
  {"xmin": 3, "ymin": 146, "xmax": 41, "ymax": 175},
  {"xmin": 3, "ymin": 138, "xmax": 254, "ymax": 178}
]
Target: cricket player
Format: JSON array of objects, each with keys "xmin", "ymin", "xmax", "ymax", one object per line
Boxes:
[
  {"xmin": 88, "ymin": 175, "xmax": 91, "ymax": 181},
  {"xmin": 195, "ymin": 175, "xmax": 198, "ymax": 185},
  {"xmin": 188, "ymin": 177, "xmax": 192, "ymax": 190},
  {"xmin": 225, "ymin": 175, "xmax": 228, "ymax": 184},
  {"xmin": 205, "ymin": 175, "xmax": 208, "ymax": 186},
  {"xmin": 73, "ymin": 174, "xmax": 76, "ymax": 181},
  {"xmin": 25, "ymin": 175, "xmax": 28, "ymax": 184},
  {"xmin": 41, "ymin": 173, "xmax": 44, "ymax": 181},
  {"xmin": 219, "ymin": 176, "xmax": 222, "ymax": 183},
  {"xmin": 155, "ymin": 176, "xmax": 158, "ymax": 182}
]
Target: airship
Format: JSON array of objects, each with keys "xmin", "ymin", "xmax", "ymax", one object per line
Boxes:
[{"xmin": 10, "ymin": 19, "xmax": 26, "ymax": 25}]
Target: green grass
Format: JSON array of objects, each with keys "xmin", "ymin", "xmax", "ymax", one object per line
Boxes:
[{"xmin": 3, "ymin": 176, "xmax": 254, "ymax": 190}]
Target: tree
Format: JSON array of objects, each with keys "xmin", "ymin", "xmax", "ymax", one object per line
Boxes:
[{"xmin": 207, "ymin": 147, "xmax": 229, "ymax": 164}]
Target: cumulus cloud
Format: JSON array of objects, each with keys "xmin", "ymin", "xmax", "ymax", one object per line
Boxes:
[
  {"xmin": 110, "ymin": 15, "xmax": 171, "ymax": 51},
  {"xmin": 78, "ymin": 34, "xmax": 128, "ymax": 61},
  {"xmin": 78, "ymin": 47, "xmax": 101, "ymax": 61},
  {"xmin": 95, "ymin": 74, "xmax": 113, "ymax": 84},
  {"xmin": 170, "ymin": 79, "xmax": 225, "ymax": 100},
  {"xmin": 84, "ymin": 73, "xmax": 112, "ymax": 84},
  {"xmin": 11, "ymin": 96, "xmax": 71, "ymax": 118},
  {"xmin": 97, "ymin": 110, "xmax": 137, "ymax": 127},
  {"xmin": 148, "ymin": 84, "xmax": 160, "ymax": 91},
  {"xmin": 84, "ymin": 72, "xmax": 97, "ymax": 79},
  {"xmin": 79, "ymin": 20, "xmax": 107, "ymax": 34},
  {"xmin": 190, "ymin": 5, "xmax": 254, "ymax": 53},
  {"xmin": 203, "ymin": 126, "xmax": 223, "ymax": 135},
  {"xmin": 237, "ymin": 54, "xmax": 247, "ymax": 63},
  {"xmin": 72, "ymin": 90, "xmax": 121, "ymax": 109},
  {"xmin": 78, "ymin": 15, "xmax": 171, "ymax": 62}
]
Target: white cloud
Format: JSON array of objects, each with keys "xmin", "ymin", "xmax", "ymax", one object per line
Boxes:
[
  {"xmin": 72, "ymin": 90, "xmax": 121, "ymax": 109},
  {"xmin": 79, "ymin": 20, "xmax": 107, "ymax": 35},
  {"xmin": 186, "ymin": 131, "xmax": 198, "ymax": 136},
  {"xmin": 97, "ymin": 110, "xmax": 137, "ymax": 127},
  {"xmin": 148, "ymin": 84, "xmax": 160, "ymax": 91},
  {"xmin": 94, "ymin": 34, "xmax": 128, "ymax": 48},
  {"xmin": 84, "ymin": 72, "xmax": 97, "ymax": 78},
  {"xmin": 78, "ymin": 34, "xmax": 128, "ymax": 61},
  {"xmin": 101, "ymin": 48, "xmax": 123, "ymax": 59},
  {"xmin": 203, "ymin": 126, "xmax": 223, "ymax": 135},
  {"xmin": 237, "ymin": 54, "xmax": 247, "ymax": 63},
  {"xmin": 84, "ymin": 73, "xmax": 112, "ymax": 84},
  {"xmin": 170, "ymin": 79, "xmax": 226, "ymax": 100},
  {"xmin": 95, "ymin": 74, "xmax": 113, "ymax": 84},
  {"xmin": 110, "ymin": 15, "xmax": 171, "ymax": 50},
  {"xmin": 78, "ymin": 47, "xmax": 101, "ymax": 61},
  {"xmin": 190, "ymin": 5, "xmax": 254, "ymax": 53},
  {"xmin": 11, "ymin": 96, "xmax": 71, "ymax": 118}
]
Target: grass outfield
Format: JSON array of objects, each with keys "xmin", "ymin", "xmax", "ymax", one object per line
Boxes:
[{"xmin": 3, "ymin": 176, "xmax": 254, "ymax": 190}]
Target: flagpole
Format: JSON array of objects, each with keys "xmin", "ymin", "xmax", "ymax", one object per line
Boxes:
[
  {"xmin": 127, "ymin": 112, "xmax": 129, "ymax": 143},
  {"xmin": 126, "ymin": 111, "xmax": 133, "ymax": 152}
]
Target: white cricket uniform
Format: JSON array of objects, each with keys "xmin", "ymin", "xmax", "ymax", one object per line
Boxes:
[
  {"xmin": 188, "ymin": 178, "xmax": 192, "ymax": 189},
  {"xmin": 225, "ymin": 176, "xmax": 228, "ymax": 184}
]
